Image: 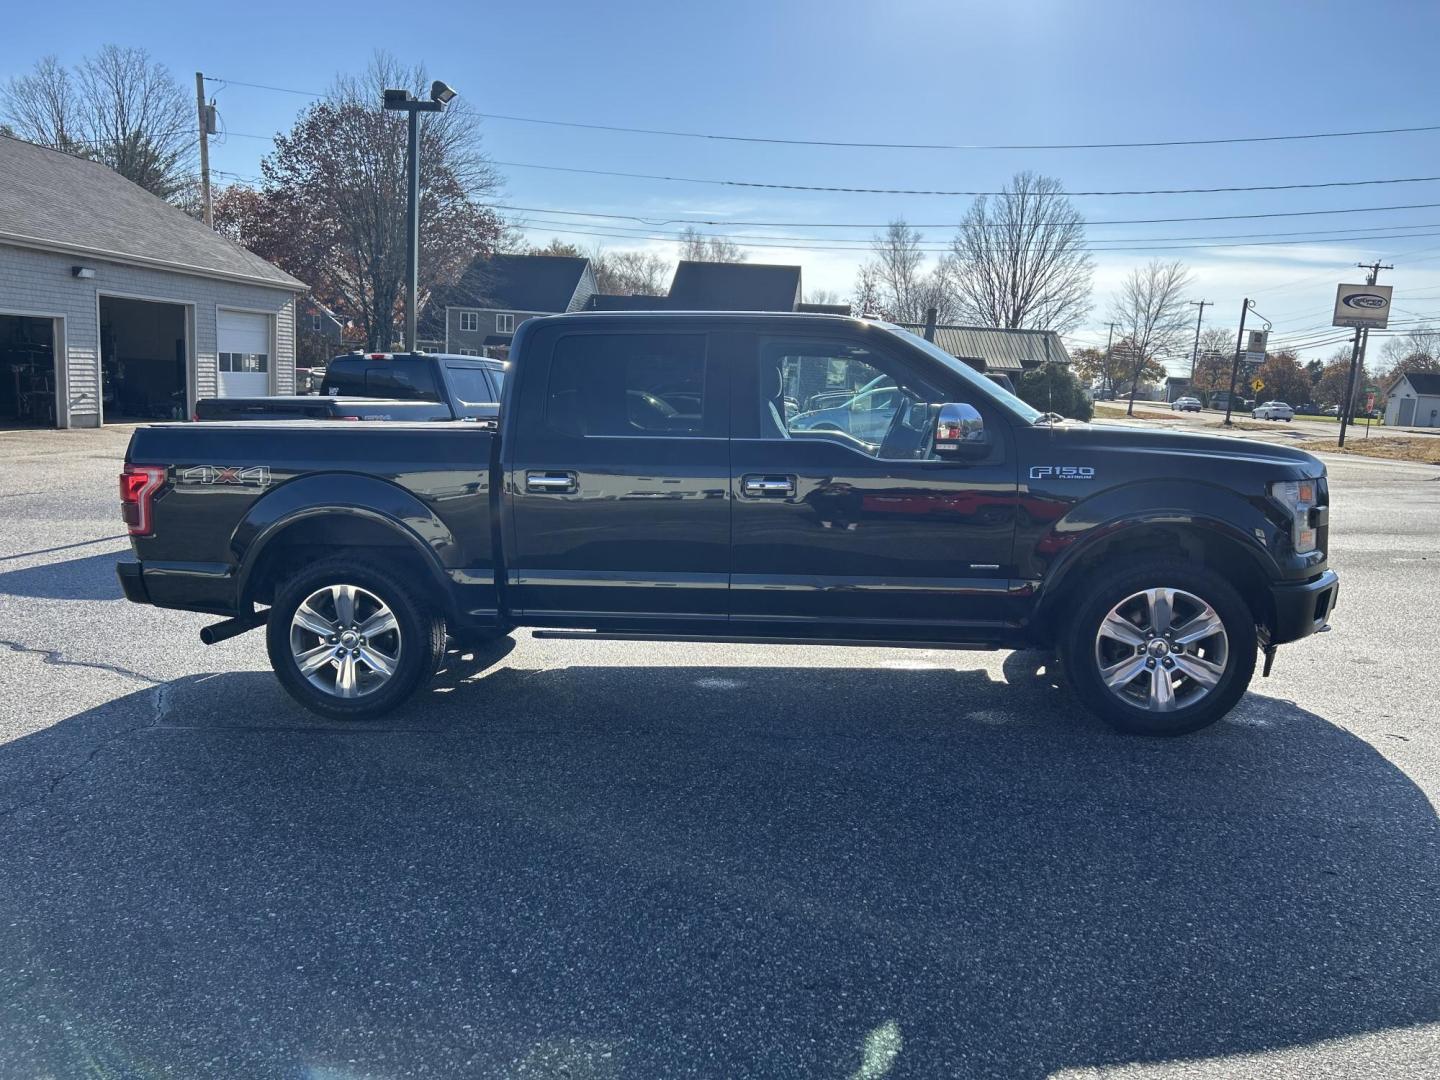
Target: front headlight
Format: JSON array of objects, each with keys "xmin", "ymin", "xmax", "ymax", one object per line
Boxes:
[{"xmin": 1271, "ymin": 479, "xmax": 1318, "ymax": 554}]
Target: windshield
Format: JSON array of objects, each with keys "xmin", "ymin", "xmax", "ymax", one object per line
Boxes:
[{"xmin": 881, "ymin": 324, "xmax": 1043, "ymax": 422}]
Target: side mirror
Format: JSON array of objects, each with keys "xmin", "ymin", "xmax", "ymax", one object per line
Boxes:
[{"xmin": 934, "ymin": 402, "xmax": 987, "ymax": 458}]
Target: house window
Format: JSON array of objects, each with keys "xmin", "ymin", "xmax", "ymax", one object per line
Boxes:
[
  {"xmin": 496, "ymin": 313, "xmax": 515, "ymax": 334},
  {"xmin": 309, "ymin": 314, "xmax": 323, "ymax": 332},
  {"xmin": 459, "ymin": 311, "xmax": 480, "ymax": 332},
  {"xmin": 456, "ymin": 348, "xmax": 480, "ymax": 356}
]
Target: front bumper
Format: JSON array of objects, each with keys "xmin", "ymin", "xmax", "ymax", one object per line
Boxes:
[{"xmin": 1268, "ymin": 569, "xmax": 1338, "ymax": 645}]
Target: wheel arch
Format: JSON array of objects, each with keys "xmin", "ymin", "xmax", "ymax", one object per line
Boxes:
[
  {"xmin": 234, "ymin": 474, "xmax": 458, "ymax": 618},
  {"xmin": 1032, "ymin": 513, "xmax": 1277, "ymax": 645}
]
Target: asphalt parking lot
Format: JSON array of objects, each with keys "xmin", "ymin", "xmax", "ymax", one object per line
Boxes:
[{"xmin": 1, "ymin": 425, "xmax": 1437, "ymax": 1079}]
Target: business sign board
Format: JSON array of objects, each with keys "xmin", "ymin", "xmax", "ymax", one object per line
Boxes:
[
  {"xmin": 1247, "ymin": 330, "xmax": 1269, "ymax": 354},
  {"xmin": 1333, "ymin": 283, "xmax": 1393, "ymax": 329}
]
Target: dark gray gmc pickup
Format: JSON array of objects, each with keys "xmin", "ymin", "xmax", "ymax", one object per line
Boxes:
[{"xmin": 117, "ymin": 312, "xmax": 1338, "ymax": 736}]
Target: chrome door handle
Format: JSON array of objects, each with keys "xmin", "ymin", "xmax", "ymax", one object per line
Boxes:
[
  {"xmin": 526, "ymin": 471, "xmax": 578, "ymax": 493},
  {"xmin": 742, "ymin": 475, "xmax": 795, "ymax": 497}
]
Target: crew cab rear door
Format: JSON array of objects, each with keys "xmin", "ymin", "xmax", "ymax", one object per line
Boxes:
[{"xmin": 505, "ymin": 322, "xmax": 730, "ymax": 627}]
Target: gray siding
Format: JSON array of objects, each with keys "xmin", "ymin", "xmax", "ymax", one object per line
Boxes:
[
  {"xmin": 0, "ymin": 243, "xmax": 298, "ymax": 426},
  {"xmin": 445, "ymin": 306, "xmax": 551, "ymax": 353}
]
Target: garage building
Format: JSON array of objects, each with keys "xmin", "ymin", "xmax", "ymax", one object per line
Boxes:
[
  {"xmin": 0, "ymin": 134, "xmax": 304, "ymax": 428},
  {"xmin": 1384, "ymin": 371, "xmax": 1440, "ymax": 429}
]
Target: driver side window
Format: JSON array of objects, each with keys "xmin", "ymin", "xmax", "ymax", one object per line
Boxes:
[{"xmin": 759, "ymin": 339, "xmax": 942, "ymax": 460}]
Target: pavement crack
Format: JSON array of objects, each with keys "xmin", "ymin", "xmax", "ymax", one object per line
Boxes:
[
  {"xmin": 0, "ymin": 680, "xmax": 171, "ymax": 822},
  {"xmin": 0, "ymin": 638, "xmax": 161, "ymax": 686}
]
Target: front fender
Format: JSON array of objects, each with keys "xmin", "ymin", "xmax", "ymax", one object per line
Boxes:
[
  {"xmin": 1027, "ymin": 478, "xmax": 1283, "ymax": 601},
  {"xmin": 233, "ymin": 473, "xmax": 459, "ymax": 606}
]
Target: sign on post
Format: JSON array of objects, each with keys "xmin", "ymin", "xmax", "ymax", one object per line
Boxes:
[
  {"xmin": 1251, "ymin": 378, "xmax": 1265, "ymax": 393},
  {"xmin": 1333, "ymin": 283, "xmax": 1393, "ymax": 329}
]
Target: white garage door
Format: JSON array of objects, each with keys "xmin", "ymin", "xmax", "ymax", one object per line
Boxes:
[{"xmin": 217, "ymin": 310, "xmax": 271, "ymax": 397}]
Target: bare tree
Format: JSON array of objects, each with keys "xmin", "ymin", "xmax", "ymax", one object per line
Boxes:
[
  {"xmin": 804, "ymin": 288, "xmax": 845, "ymax": 308},
  {"xmin": 852, "ymin": 263, "xmax": 884, "ymax": 317},
  {"xmin": 949, "ymin": 171, "xmax": 1093, "ymax": 333},
  {"xmin": 3, "ymin": 47, "xmax": 196, "ymax": 201},
  {"xmin": 858, "ymin": 220, "xmax": 956, "ymax": 323},
  {"xmin": 1110, "ymin": 259, "xmax": 1194, "ymax": 415},
  {"xmin": 1379, "ymin": 325, "xmax": 1440, "ymax": 377},
  {"xmin": 676, "ymin": 226, "xmax": 747, "ymax": 263},
  {"xmin": 593, "ymin": 249, "xmax": 672, "ymax": 295}
]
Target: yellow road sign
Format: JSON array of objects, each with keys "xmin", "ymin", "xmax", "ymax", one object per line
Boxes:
[{"xmin": 1251, "ymin": 378, "xmax": 1265, "ymax": 393}]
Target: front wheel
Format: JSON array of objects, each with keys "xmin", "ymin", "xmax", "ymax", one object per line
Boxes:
[
  {"xmin": 1059, "ymin": 561, "xmax": 1257, "ymax": 736},
  {"xmin": 266, "ymin": 557, "xmax": 447, "ymax": 720}
]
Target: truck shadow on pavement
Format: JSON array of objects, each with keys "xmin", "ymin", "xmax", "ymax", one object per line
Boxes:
[
  {"xmin": 0, "ymin": 650, "xmax": 1435, "ymax": 1079},
  {"xmin": 0, "ymin": 549, "xmax": 126, "ymax": 601}
]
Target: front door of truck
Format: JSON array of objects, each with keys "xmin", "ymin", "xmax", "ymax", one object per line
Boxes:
[
  {"xmin": 728, "ymin": 332, "xmax": 1024, "ymax": 638},
  {"xmin": 507, "ymin": 325, "xmax": 730, "ymax": 627}
]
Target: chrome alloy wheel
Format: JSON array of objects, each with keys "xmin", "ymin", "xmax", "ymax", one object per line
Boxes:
[
  {"xmin": 289, "ymin": 584, "xmax": 402, "ymax": 699},
  {"xmin": 1093, "ymin": 587, "xmax": 1229, "ymax": 713}
]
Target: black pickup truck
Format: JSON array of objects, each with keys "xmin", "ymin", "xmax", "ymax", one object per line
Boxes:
[
  {"xmin": 117, "ymin": 312, "xmax": 1337, "ymax": 736},
  {"xmin": 194, "ymin": 352, "xmax": 505, "ymax": 423}
]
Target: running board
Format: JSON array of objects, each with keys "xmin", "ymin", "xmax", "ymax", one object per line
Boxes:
[{"xmin": 529, "ymin": 630, "xmax": 1000, "ymax": 651}]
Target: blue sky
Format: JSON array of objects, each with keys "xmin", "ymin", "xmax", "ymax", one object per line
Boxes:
[{"xmin": 7, "ymin": 0, "xmax": 1440, "ymax": 368}]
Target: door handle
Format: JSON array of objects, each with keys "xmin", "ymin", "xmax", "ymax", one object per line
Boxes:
[
  {"xmin": 742, "ymin": 475, "xmax": 795, "ymax": 498},
  {"xmin": 526, "ymin": 471, "xmax": 578, "ymax": 493}
]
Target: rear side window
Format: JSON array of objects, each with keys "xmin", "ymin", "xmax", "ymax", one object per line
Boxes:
[
  {"xmin": 363, "ymin": 364, "xmax": 439, "ymax": 401},
  {"xmin": 547, "ymin": 334, "xmax": 707, "ymax": 437},
  {"xmin": 321, "ymin": 361, "xmax": 365, "ymax": 396},
  {"xmin": 445, "ymin": 365, "xmax": 496, "ymax": 405}
]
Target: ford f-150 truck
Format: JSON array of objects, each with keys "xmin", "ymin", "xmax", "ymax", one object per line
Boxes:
[
  {"xmin": 117, "ymin": 312, "xmax": 1338, "ymax": 736},
  {"xmin": 194, "ymin": 352, "xmax": 505, "ymax": 422}
]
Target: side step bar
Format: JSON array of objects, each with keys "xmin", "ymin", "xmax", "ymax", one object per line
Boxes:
[{"xmin": 530, "ymin": 630, "xmax": 1000, "ymax": 651}]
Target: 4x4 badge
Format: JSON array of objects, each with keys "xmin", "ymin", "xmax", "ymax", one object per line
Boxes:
[{"xmin": 178, "ymin": 465, "xmax": 271, "ymax": 487}]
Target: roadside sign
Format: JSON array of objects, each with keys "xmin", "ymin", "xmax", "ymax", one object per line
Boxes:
[
  {"xmin": 1251, "ymin": 378, "xmax": 1265, "ymax": 393},
  {"xmin": 1242, "ymin": 351, "xmax": 1266, "ymax": 366},
  {"xmin": 1247, "ymin": 330, "xmax": 1269, "ymax": 354},
  {"xmin": 1333, "ymin": 283, "xmax": 1393, "ymax": 329}
]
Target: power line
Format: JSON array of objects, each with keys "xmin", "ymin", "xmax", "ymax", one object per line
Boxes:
[
  {"xmin": 203, "ymin": 78, "xmax": 1440, "ymax": 152},
  {"xmin": 490, "ymin": 158, "xmax": 1440, "ymax": 197},
  {"xmin": 513, "ymin": 217, "xmax": 1440, "ymax": 255}
]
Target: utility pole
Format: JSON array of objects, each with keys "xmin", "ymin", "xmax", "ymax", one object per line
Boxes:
[
  {"xmin": 1187, "ymin": 299, "xmax": 1211, "ymax": 383},
  {"xmin": 1338, "ymin": 260, "xmax": 1392, "ymax": 447},
  {"xmin": 195, "ymin": 73, "xmax": 214, "ymax": 228},
  {"xmin": 1223, "ymin": 298, "xmax": 1252, "ymax": 427},
  {"xmin": 1102, "ymin": 322, "xmax": 1115, "ymax": 399}
]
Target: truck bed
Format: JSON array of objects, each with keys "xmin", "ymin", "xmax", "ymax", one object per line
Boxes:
[{"xmin": 123, "ymin": 420, "xmax": 501, "ymax": 628}]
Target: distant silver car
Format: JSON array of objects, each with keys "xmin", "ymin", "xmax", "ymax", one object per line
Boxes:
[
  {"xmin": 1171, "ymin": 396, "xmax": 1202, "ymax": 412},
  {"xmin": 1252, "ymin": 401, "xmax": 1295, "ymax": 422}
]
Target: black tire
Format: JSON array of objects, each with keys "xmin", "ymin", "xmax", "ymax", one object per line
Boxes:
[
  {"xmin": 266, "ymin": 557, "xmax": 447, "ymax": 721},
  {"xmin": 1059, "ymin": 560, "xmax": 1257, "ymax": 736}
]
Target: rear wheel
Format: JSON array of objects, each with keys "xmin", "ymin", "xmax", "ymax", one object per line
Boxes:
[
  {"xmin": 1060, "ymin": 560, "xmax": 1257, "ymax": 736},
  {"xmin": 266, "ymin": 557, "xmax": 446, "ymax": 720}
]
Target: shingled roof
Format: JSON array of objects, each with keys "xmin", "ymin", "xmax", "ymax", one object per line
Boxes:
[
  {"xmin": 1398, "ymin": 371, "xmax": 1440, "ymax": 395},
  {"xmin": 667, "ymin": 261, "xmax": 802, "ymax": 311},
  {"xmin": 0, "ymin": 134, "xmax": 303, "ymax": 290}
]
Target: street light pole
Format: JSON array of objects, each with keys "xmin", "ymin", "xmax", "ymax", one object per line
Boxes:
[{"xmin": 383, "ymin": 81, "xmax": 457, "ymax": 353}]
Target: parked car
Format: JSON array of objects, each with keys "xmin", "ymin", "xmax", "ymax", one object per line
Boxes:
[
  {"xmin": 1322, "ymin": 405, "xmax": 1340, "ymax": 417},
  {"xmin": 195, "ymin": 353, "xmax": 505, "ymax": 423},
  {"xmin": 117, "ymin": 312, "xmax": 1338, "ymax": 737},
  {"xmin": 1171, "ymin": 396, "xmax": 1202, "ymax": 412},
  {"xmin": 1295, "ymin": 402, "xmax": 1322, "ymax": 416},
  {"xmin": 1252, "ymin": 401, "xmax": 1295, "ymax": 422}
]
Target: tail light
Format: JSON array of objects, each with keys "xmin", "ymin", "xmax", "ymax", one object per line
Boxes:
[{"xmin": 120, "ymin": 464, "xmax": 166, "ymax": 536}]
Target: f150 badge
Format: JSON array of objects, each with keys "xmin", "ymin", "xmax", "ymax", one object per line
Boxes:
[
  {"xmin": 178, "ymin": 465, "xmax": 272, "ymax": 487},
  {"xmin": 1030, "ymin": 465, "xmax": 1095, "ymax": 480}
]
